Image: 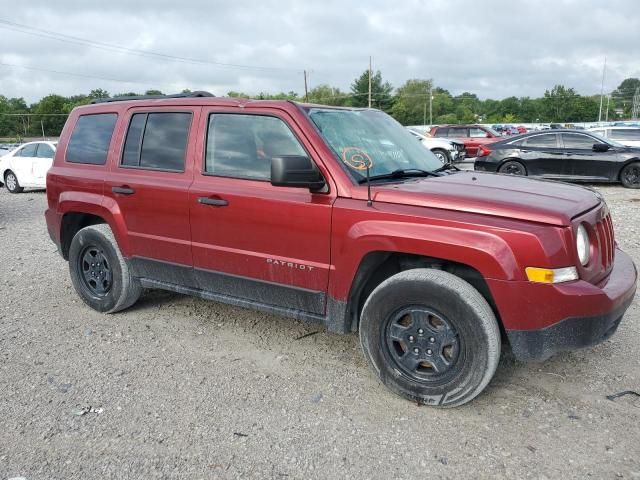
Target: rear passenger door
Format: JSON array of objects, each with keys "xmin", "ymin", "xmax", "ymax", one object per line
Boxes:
[
  {"xmin": 33, "ymin": 143, "xmax": 55, "ymax": 182},
  {"xmin": 105, "ymin": 107, "xmax": 200, "ymax": 278},
  {"xmin": 188, "ymin": 109, "xmax": 334, "ymax": 315},
  {"xmin": 520, "ymin": 133, "xmax": 563, "ymax": 176}
]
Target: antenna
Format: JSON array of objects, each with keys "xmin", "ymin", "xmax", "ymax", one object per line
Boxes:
[{"xmin": 366, "ymin": 165, "xmax": 372, "ymax": 207}]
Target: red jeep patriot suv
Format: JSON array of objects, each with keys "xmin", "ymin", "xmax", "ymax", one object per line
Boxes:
[{"xmin": 45, "ymin": 92, "xmax": 637, "ymax": 407}]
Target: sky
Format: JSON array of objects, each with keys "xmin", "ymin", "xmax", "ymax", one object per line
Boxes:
[{"xmin": 1, "ymin": 0, "xmax": 639, "ymax": 103}]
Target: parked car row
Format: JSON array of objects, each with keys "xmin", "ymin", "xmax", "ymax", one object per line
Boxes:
[
  {"xmin": 474, "ymin": 129, "xmax": 640, "ymax": 188},
  {"xmin": 0, "ymin": 141, "xmax": 57, "ymax": 193}
]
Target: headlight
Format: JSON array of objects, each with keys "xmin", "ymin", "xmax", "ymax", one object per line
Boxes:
[{"xmin": 576, "ymin": 224, "xmax": 589, "ymax": 266}]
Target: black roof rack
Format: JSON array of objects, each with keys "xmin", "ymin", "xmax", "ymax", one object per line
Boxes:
[{"xmin": 90, "ymin": 90, "xmax": 215, "ymax": 104}]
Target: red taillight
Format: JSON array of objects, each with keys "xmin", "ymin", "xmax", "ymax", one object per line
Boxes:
[{"xmin": 477, "ymin": 145, "xmax": 492, "ymax": 157}]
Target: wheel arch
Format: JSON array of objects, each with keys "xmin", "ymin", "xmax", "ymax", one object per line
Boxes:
[
  {"xmin": 618, "ymin": 157, "xmax": 640, "ymax": 181},
  {"xmin": 343, "ymin": 251, "xmax": 505, "ymax": 338},
  {"xmin": 57, "ymin": 192, "xmax": 130, "ymax": 260}
]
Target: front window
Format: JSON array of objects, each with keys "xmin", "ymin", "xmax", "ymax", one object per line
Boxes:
[{"xmin": 306, "ymin": 108, "xmax": 442, "ymax": 181}]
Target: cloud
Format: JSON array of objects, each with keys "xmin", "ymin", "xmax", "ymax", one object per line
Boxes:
[{"xmin": 1, "ymin": 0, "xmax": 639, "ymax": 103}]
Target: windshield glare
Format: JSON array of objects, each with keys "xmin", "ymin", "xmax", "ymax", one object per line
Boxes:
[{"xmin": 306, "ymin": 108, "xmax": 443, "ymax": 181}]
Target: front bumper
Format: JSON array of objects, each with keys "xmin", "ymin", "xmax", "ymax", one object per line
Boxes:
[{"xmin": 490, "ymin": 249, "xmax": 637, "ymax": 361}]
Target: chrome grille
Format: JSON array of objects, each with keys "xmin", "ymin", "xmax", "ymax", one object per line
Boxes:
[{"xmin": 595, "ymin": 211, "xmax": 615, "ymax": 271}]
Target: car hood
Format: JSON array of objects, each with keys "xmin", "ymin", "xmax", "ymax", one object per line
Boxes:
[{"xmin": 371, "ymin": 172, "xmax": 600, "ymax": 226}]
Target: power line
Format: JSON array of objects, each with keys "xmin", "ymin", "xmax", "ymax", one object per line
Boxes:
[
  {"xmin": 0, "ymin": 61, "xmax": 184, "ymax": 90},
  {"xmin": 0, "ymin": 18, "xmax": 301, "ymax": 73}
]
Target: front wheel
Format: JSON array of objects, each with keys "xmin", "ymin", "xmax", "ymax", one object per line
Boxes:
[
  {"xmin": 4, "ymin": 171, "xmax": 24, "ymax": 193},
  {"xmin": 68, "ymin": 224, "xmax": 142, "ymax": 313},
  {"xmin": 498, "ymin": 160, "xmax": 527, "ymax": 176},
  {"xmin": 620, "ymin": 162, "xmax": 640, "ymax": 188},
  {"xmin": 359, "ymin": 269, "xmax": 501, "ymax": 408},
  {"xmin": 431, "ymin": 148, "xmax": 449, "ymax": 164}
]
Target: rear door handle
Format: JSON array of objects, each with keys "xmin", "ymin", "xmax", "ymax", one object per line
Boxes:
[
  {"xmin": 112, "ymin": 186, "xmax": 135, "ymax": 195},
  {"xmin": 198, "ymin": 196, "xmax": 228, "ymax": 207}
]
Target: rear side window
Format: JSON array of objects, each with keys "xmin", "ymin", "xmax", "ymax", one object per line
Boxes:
[
  {"xmin": 524, "ymin": 134, "xmax": 558, "ymax": 148},
  {"xmin": 66, "ymin": 114, "xmax": 117, "ymax": 165},
  {"xmin": 448, "ymin": 128, "xmax": 468, "ymax": 138},
  {"xmin": 36, "ymin": 144, "xmax": 55, "ymax": 158},
  {"xmin": 121, "ymin": 112, "xmax": 192, "ymax": 171},
  {"xmin": 433, "ymin": 127, "xmax": 448, "ymax": 137}
]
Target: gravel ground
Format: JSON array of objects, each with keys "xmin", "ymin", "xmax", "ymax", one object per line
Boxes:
[{"xmin": 0, "ymin": 185, "xmax": 639, "ymax": 480}]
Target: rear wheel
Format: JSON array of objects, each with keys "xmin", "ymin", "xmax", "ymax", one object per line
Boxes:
[
  {"xmin": 4, "ymin": 171, "xmax": 23, "ymax": 193},
  {"xmin": 69, "ymin": 224, "xmax": 142, "ymax": 313},
  {"xmin": 620, "ymin": 162, "xmax": 640, "ymax": 188},
  {"xmin": 359, "ymin": 269, "xmax": 501, "ymax": 408},
  {"xmin": 498, "ymin": 160, "xmax": 527, "ymax": 176}
]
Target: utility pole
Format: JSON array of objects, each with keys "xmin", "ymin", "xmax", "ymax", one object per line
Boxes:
[
  {"xmin": 429, "ymin": 81, "xmax": 433, "ymax": 126},
  {"xmin": 632, "ymin": 87, "xmax": 640, "ymax": 121},
  {"xmin": 303, "ymin": 70, "xmax": 309, "ymax": 102},
  {"xmin": 598, "ymin": 57, "xmax": 607, "ymax": 123},
  {"xmin": 423, "ymin": 100, "xmax": 427, "ymax": 127},
  {"xmin": 41, "ymin": 120, "xmax": 45, "ymax": 140}
]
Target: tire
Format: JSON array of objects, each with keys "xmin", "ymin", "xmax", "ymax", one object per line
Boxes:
[
  {"xmin": 620, "ymin": 162, "xmax": 640, "ymax": 189},
  {"xmin": 4, "ymin": 171, "xmax": 24, "ymax": 193},
  {"xmin": 359, "ymin": 269, "xmax": 501, "ymax": 408},
  {"xmin": 498, "ymin": 160, "xmax": 527, "ymax": 176},
  {"xmin": 68, "ymin": 224, "xmax": 142, "ymax": 313},
  {"xmin": 431, "ymin": 148, "xmax": 449, "ymax": 165}
]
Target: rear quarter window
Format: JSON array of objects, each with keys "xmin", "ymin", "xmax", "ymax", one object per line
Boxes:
[{"xmin": 66, "ymin": 113, "xmax": 118, "ymax": 165}]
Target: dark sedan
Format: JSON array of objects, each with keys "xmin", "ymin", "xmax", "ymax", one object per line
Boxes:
[{"xmin": 474, "ymin": 129, "xmax": 640, "ymax": 188}]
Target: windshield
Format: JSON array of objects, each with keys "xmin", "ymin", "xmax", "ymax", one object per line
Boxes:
[{"xmin": 305, "ymin": 108, "xmax": 443, "ymax": 182}]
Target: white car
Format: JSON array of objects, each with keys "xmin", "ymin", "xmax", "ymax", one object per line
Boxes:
[
  {"xmin": 0, "ymin": 141, "xmax": 57, "ymax": 193},
  {"xmin": 407, "ymin": 129, "xmax": 466, "ymax": 163},
  {"xmin": 588, "ymin": 126, "xmax": 640, "ymax": 148}
]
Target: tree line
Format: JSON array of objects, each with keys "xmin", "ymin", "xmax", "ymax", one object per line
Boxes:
[{"xmin": 1, "ymin": 73, "xmax": 638, "ymax": 139}]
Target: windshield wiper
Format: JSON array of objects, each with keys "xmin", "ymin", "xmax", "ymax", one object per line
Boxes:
[
  {"xmin": 433, "ymin": 162, "xmax": 460, "ymax": 173},
  {"xmin": 357, "ymin": 168, "xmax": 442, "ymax": 184}
]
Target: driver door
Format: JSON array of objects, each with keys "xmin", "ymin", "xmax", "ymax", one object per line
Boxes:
[
  {"xmin": 11, "ymin": 143, "xmax": 38, "ymax": 185},
  {"xmin": 188, "ymin": 109, "xmax": 334, "ymax": 314}
]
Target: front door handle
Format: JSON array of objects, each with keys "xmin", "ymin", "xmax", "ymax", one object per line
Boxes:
[
  {"xmin": 198, "ymin": 196, "xmax": 228, "ymax": 207},
  {"xmin": 112, "ymin": 186, "xmax": 135, "ymax": 195}
]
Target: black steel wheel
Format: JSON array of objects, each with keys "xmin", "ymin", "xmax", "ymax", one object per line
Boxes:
[
  {"xmin": 384, "ymin": 306, "xmax": 462, "ymax": 383},
  {"xmin": 498, "ymin": 160, "xmax": 527, "ymax": 176},
  {"xmin": 359, "ymin": 269, "xmax": 501, "ymax": 408},
  {"xmin": 69, "ymin": 224, "xmax": 142, "ymax": 313},
  {"xmin": 620, "ymin": 162, "xmax": 640, "ymax": 189},
  {"xmin": 4, "ymin": 171, "xmax": 24, "ymax": 193},
  {"xmin": 77, "ymin": 245, "xmax": 113, "ymax": 297}
]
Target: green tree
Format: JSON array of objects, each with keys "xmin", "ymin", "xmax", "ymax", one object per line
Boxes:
[
  {"xmin": 307, "ymin": 84, "xmax": 350, "ymax": 106},
  {"xmin": 144, "ymin": 89, "xmax": 163, "ymax": 96},
  {"xmin": 88, "ymin": 89, "xmax": 110, "ymax": 99},
  {"xmin": 350, "ymin": 69, "xmax": 393, "ymax": 111},
  {"xmin": 612, "ymin": 78, "xmax": 640, "ymax": 117},
  {"xmin": 31, "ymin": 94, "xmax": 68, "ymax": 137},
  {"xmin": 391, "ymin": 79, "xmax": 432, "ymax": 125},
  {"xmin": 542, "ymin": 85, "xmax": 578, "ymax": 122}
]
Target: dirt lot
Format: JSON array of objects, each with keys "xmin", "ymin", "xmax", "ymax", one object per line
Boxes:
[{"xmin": 0, "ymin": 185, "xmax": 639, "ymax": 480}]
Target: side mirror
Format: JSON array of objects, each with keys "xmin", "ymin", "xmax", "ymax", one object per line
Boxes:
[
  {"xmin": 271, "ymin": 155, "xmax": 325, "ymax": 192},
  {"xmin": 486, "ymin": 133, "xmax": 491, "ymax": 138},
  {"xmin": 593, "ymin": 143, "xmax": 610, "ymax": 152}
]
